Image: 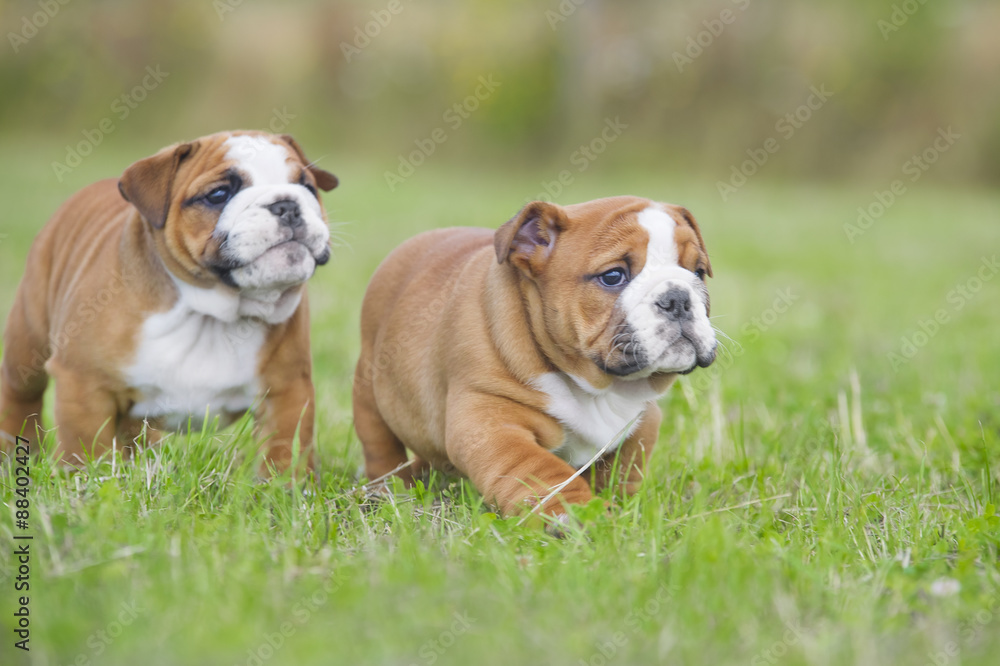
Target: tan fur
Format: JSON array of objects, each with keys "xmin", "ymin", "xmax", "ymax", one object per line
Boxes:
[
  {"xmin": 0, "ymin": 131, "xmax": 335, "ymax": 470},
  {"xmin": 353, "ymin": 196, "xmax": 711, "ymax": 515}
]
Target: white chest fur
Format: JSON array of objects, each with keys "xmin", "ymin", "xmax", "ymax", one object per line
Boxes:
[
  {"xmin": 531, "ymin": 372, "xmax": 661, "ymax": 469},
  {"xmin": 124, "ymin": 277, "xmax": 286, "ymax": 429}
]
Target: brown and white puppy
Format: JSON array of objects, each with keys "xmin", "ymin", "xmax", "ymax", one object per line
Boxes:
[
  {"xmin": 353, "ymin": 196, "xmax": 716, "ymax": 516},
  {"xmin": 0, "ymin": 130, "xmax": 338, "ymax": 470}
]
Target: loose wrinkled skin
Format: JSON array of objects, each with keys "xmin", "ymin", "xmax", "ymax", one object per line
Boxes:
[
  {"xmin": 354, "ymin": 196, "xmax": 716, "ymax": 516},
  {"xmin": 0, "ymin": 131, "xmax": 337, "ymax": 472}
]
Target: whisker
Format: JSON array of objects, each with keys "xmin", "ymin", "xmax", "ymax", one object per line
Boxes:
[
  {"xmin": 712, "ymin": 327, "xmax": 737, "ymax": 346},
  {"xmin": 711, "ymin": 325, "xmax": 740, "ymax": 349}
]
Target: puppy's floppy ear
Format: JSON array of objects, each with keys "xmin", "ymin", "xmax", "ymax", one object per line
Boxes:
[
  {"xmin": 494, "ymin": 201, "xmax": 567, "ymax": 277},
  {"xmin": 279, "ymin": 134, "xmax": 339, "ymax": 192},
  {"xmin": 670, "ymin": 205, "xmax": 713, "ymax": 278},
  {"xmin": 119, "ymin": 141, "xmax": 198, "ymax": 229}
]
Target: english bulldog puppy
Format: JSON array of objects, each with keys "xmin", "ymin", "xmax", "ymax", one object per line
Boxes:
[
  {"xmin": 0, "ymin": 130, "xmax": 338, "ymax": 470},
  {"xmin": 353, "ymin": 196, "xmax": 716, "ymax": 516}
]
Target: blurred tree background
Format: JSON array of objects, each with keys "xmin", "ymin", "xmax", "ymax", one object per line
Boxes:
[{"xmin": 0, "ymin": 0, "xmax": 997, "ymax": 186}]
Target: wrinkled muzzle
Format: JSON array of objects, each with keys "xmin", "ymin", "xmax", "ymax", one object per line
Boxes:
[{"xmin": 212, "ymin": 185, "xmax": 330, "ymax": 290}]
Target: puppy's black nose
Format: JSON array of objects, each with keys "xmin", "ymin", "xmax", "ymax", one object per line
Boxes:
[
  {"xmin": 655, "ymin": 287, "xmax": 693, "ymax": 321},
  {"xmin": 268, "ymin": 199, "xmax": 302, "ymax": 227}
]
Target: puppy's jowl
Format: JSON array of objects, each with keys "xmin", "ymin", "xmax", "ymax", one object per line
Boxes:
[
  {"xmin": 0, "ymin": 130, "xmax": 338, "ymax": 470},
  {"xmin": 354, "ymin": 196, "xmax": 717, "ymax": 516}
]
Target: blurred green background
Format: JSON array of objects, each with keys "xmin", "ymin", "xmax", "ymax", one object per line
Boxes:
[
  {"xmin": 1, "ymin": 0, "xmax": 998, "ymax": 186},
  {"xmin": 3, "ymin": 3, "xmax": 1000, "ymax": 666}
]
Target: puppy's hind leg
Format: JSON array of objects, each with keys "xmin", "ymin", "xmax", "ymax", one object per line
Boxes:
[
  {"xmin": 352, "ymin": 358, "xmax": 417, "ymax": 486},
  {"xmin": 0, "ymin": 285, "xmax": 50, "ymax": 451}
]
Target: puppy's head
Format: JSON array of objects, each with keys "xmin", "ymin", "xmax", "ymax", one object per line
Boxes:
[
  {"xmin": 119, "ymin": 130, "xmax": 338, "ymax": 293},
  {"xmin": 495, "ymin": 196, "xmax": 716, "ymax": 389}
]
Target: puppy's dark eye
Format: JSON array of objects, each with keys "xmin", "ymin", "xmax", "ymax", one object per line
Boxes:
[
  {"xmin": 598, "ymin": 268, "xmax": 627, "ymax": 288},
  {"xmin": 298, "ymin": 173, "xmax": 319, "ymax": 198},
  {"xmin": 694, "ymin": 268, "xmax": 707, "ymax": 281},
  {"xmin": 205, "ymin": 185, "xmax": 233, "ymax": 206}
]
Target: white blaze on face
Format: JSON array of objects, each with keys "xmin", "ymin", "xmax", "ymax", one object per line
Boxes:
[
  {"xmin": 618, "ymin": 205, "xmax": 716, "ymax": 375},
  {"xmin": 214, "ymin": 135, "xmax": 330, "ymax": 292},
  {"xmin": 125, "ymin": 137, "xmax": 329, "ymax": 428}
]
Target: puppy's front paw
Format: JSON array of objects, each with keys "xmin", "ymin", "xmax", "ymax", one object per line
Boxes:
[{"xmin": 544, "ymin": 512, "xmax": 576, "ymax": 539}]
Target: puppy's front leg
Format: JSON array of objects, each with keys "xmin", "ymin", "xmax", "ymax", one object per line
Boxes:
[
  {"xmin": 256, "ymin": 306, "xmax": 315, "ymax": 475},
  {"xmin": 592, "ymin": 403, "xmax": 662, "ymax": 496},
  {"xmin": 446, "ymin": 394, "xmax": 593, "ymax": 516},
  {"xmin": 256, "ymin": 375, "xmax": 315, "ymax": 475}
]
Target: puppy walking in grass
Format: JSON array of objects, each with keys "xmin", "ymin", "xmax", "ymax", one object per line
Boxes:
[
  {"xmin": 354, "ymin": 196, "xmax": 717, "ymax": 517},
  {"xmin": 0, "ymin": 130, "xmax": 338, "ymax": 472}
]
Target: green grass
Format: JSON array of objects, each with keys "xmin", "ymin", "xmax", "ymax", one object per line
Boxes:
[{"xmin": 1, "ymin": 137, "xmax": 999, "ymax": 665}]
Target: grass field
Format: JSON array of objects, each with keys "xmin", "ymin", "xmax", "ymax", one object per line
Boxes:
[{"xmin": 1, "ymin": 137, "xmax": 999, "ymax": 666}]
